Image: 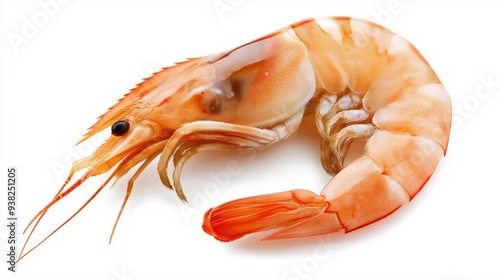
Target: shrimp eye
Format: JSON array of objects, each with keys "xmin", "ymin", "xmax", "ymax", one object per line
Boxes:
[{"xmin": 111, "ymin": 119, "xmax": 130, "ymax": 136}]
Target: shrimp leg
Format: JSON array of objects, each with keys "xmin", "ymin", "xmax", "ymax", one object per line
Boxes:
[{"xmin": 158, "ymin": 111, "xmax": 305, "ymax": 201}]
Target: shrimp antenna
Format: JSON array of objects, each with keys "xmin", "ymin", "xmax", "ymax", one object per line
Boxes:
[
  {"xmin": 19, "ymin": 169, "xmax": 79, "ymax": 259},
  {"xmin": 17, "ymin": 168, "xmax": 118, "ymax": 262},
  {"xmin": 18, "ymin": 142, "xmax": 157, "ymax": 262}
]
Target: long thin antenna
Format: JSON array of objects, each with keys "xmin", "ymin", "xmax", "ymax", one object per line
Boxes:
[{"xmin": 17, "ymin": 168, "xmax": 117, "ymax": 262}]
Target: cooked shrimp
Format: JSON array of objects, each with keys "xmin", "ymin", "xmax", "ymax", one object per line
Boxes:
[{"xmin": 20, "ymin": 16, "xmax": 451, "ymax": 259}]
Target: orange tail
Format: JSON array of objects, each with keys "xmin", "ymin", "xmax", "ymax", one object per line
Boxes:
[{"xmin": 202, "ymin": 189, "xmax": 344, "ymax": 241}]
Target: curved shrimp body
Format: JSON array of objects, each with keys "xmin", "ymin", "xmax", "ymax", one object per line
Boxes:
[
  {"xmin": 20, "ymin": 17, "xmax": 450, "ymax": 259},
  {"xmin": 201, "ymin": 17, "xmax": 451, "ymax": 241}
]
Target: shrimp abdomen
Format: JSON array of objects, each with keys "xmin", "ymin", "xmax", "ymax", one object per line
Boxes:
[{"xmin": 201, "ymin": 16, "xmax": 451, "ymax": 241}]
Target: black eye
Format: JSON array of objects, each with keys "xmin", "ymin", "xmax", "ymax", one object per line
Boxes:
[{"xmin": 111, "ymin": 119, "xmax": 130, "ymax": 136}]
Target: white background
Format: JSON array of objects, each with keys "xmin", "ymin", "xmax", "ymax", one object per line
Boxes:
[{"xmin": 1, "ymin": 0, "xmax": 500, "ymax": 279}]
